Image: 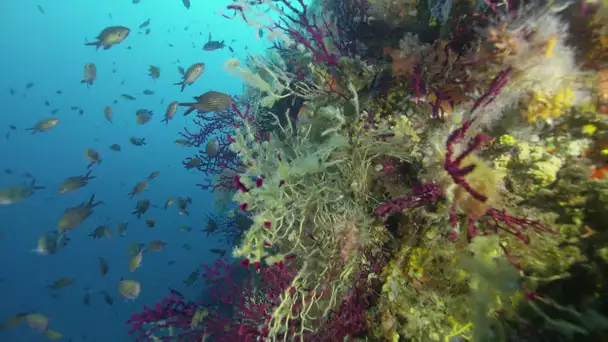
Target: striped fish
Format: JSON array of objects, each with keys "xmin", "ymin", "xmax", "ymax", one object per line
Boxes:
[{"xmin": 178, "ymin": 91, "xmax": 232, "ymax": 116}]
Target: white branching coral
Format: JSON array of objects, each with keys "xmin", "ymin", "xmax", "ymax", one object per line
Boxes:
[
  {"xmin": 502, "ymin": 13, "xmax": 577, "ymax": 94},
  {"xmin": 398, "ymin": 33, "xmax": 431, "ymax": 57},
  {"xmin": 465, "ymin": 9, "xmax": 580, "ymax": 129}
]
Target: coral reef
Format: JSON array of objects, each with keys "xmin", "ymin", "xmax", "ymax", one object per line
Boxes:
[{"xmin": 130, "ymin": 0, "xmax": 608, "ymax": 340}]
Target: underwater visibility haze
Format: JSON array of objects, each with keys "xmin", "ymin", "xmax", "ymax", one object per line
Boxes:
[{"xmin": 1, "ymin": 0, "xmax": 608, "ymax": 341}]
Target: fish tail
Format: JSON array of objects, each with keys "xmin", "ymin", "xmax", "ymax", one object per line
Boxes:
[
  {"xmin": 85, "ymin": 170, "xmax": 96, "ymax": 180},
  {"xmin": 29, "ymin": 178, "xmax": 44, "ymax": 190},
  {"xmin": 84, "ymin": 41, "xmax": 100, "ymax": 51}
]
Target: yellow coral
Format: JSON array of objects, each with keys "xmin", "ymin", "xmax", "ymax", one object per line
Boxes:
[
  {"xmin": 444, "ymin": 318, "xmax": 472, "ymax": 342},
  {"xmin": 394, "ymin": 115, "xmax": 420, "ymax": 142},
  {"xmin": 498, "ymin": 134, "xmax": 516, "ymax": 146},
  {"xmin": 522, "ymin": 88, "xmax": 574, "ymax": 124},
  {"xmin": 544, "ymin": 34, "xmax": 557, "ymax": 58},
  {"xmin": 527, "ymin": 156, "xmax": 563, "ymax": 187},
  {"xmin": 582, "ymin": 124, "xmax": 597, "ymax": 136},
  {"xmin": 492, "ymin": 154, "xmax": 511, "ymax": 172},
  {"xmin": 452, "ymin": 155, "xmax": 502, "ymax": 219},
  {"xmin": 407, "ymin": 247, "xmax": 427, "ymax": 279}
]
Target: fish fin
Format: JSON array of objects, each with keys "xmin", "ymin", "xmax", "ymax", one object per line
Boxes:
[
  {"xmin": 183, "ymin": 107, "xmax": 195, "ymax": 116},
  {"xmin": 173, "ymin": 81, "xmax": 183, "ymax": 86},
  {"xmin": 180, "ymin": 84, "xmax": 186, "ymax": 92},
  {"xmin": 207, "ymin": 32, "xmax": 211, "ymax": 42},
  {"xmin": 103, "ymin": 45, "xmax": 111, "ymax": 50},
  {"xmin": 85, "ymin": 170, "xmax": 96, "ymax": 180}
]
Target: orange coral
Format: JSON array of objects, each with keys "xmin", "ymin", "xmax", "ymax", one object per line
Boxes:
[
  {"xmin": 383, "ymin": 46, "xmax": 419, "ymax": 78},
  {"xmin": 591, "ymin": 165, "xmax": 608, "ymax": 179}
]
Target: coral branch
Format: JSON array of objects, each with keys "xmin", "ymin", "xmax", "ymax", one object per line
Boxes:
[
  {"xmin": 479, "ymin": 208, "xmax": 559, "ymax": 243},
  {"xmin": 444, "ymin": 120, "xmax": 490, "ymax": 202},
  {"xmin": 272, "ymin": 0, "xmax": 340, "ymax": 66},
  {"xmin": 201, "ymin": 256, "xmax": 300, "ymax": 341},
  {"xmin": 180, "ymin": 98, "xmax": 258, "ymax": 192},
  {"xmin": 471, "ymin": 66, "xmax": 512, "ymax": 112},
  {"xmin": 374, "ymin": 183, "xmax": 443, "ymax": 216},
  {"xmin": 126, "ymin": 294, "xmax": 206, "ymax": 341}
]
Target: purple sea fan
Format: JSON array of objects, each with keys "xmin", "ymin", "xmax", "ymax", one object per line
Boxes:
[
  {"xmin": 126, "ymin": 294, "xmax": 207, "ymax": 342},
  {"xmin": 201, "ymin": 256, "xmax": 300, "ymax": 341},
  {"xmin": 179, "ymin": 99, "xmax": 256, "ymax": 191},
  {"xmin": 202, "ymin": 211, "xmax": 253, "ymax": 247},
  {"xmin": 374, "ymin": 183, "xmax": 443, "ymax": 217},
  {"xmin": 223, "ymin": 0, "xmax": 340, "ymax": 66},
  {"xmin": 127, "ymin": 256, "xmax": 298, "ymax": 341},
  {"xmin": 309, "ymin": 251, "xmax": 386, "ymax": 341}
]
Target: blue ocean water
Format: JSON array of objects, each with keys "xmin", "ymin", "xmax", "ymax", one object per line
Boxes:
[{"xmin": 0, "ymin": 1, "xmax": 264, "ymax": 340}]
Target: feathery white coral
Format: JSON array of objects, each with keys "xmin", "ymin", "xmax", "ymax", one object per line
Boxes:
[{"xmin": 398, "ymin": 33, "xmax": 430, "ymax": 57}]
